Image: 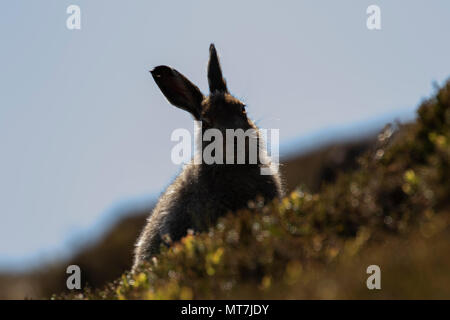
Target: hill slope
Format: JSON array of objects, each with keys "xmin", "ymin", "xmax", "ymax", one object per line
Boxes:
[
  {"xmin": 0, "ymin": 108, "xmax": 373, "ymax": 299},
  {"xmin": 58, "ymin": 80, "xmax": 450, "ymax": 299}
]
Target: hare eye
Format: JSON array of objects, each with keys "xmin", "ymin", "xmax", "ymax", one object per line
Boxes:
[{"xmin": 241, "ymin": 104, "xmax": 246, "ymax": 113}]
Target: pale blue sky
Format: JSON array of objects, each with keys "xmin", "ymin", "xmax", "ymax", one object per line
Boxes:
[{"xmin": 1, "ymin": 0, "xmax": 449, "ymax": 270}]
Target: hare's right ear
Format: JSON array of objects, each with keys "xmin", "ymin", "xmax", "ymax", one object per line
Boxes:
[
  {"xmin": 208, "ymin": 44, "xmax": 228, "ymax": 93},
  {"xmin": 151, "ymin": 66, "xmax": 204, "ymax": 120}
]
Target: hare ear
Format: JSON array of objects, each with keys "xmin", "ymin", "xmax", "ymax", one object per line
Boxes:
[
  {"xmin": 208, "ymin": 44, "xmax": 228, "ymax": 93},
  {"xmin": 151, "ymin": 66, "xmax": 204, "ymax": 120}
]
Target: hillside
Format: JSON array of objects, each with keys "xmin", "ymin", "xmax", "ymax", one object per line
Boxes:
[
  {"xmin": 0, "ymin": 110, "xmax": 375, "ymax": 300},
  {"xmin": 53, "ymin": 80, "xmax": 450, "ymax": 299}
]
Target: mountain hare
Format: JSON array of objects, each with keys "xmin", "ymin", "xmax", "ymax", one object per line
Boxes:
[{"xmin": 132, "ymin": 44, "xmax": 283, "ymax": 272}]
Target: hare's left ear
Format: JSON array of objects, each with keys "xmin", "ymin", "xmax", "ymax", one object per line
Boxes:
[
  {"xmin": 208, "ymin": 44, "xmax": 228, "ymax": 93},
  {"xmin": 151, "ymin": 66, "xmax": 204, "ymax": 120}
]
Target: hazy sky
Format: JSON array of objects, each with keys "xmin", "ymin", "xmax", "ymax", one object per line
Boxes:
[{"xmin": 1, "ymin": 0, "xmax": 449, "ymax": 270}]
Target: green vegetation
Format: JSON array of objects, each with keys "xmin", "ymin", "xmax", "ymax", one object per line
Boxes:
[{"xmin": 58, "ymin": 81, "xmax": 450, "ymax": 299}]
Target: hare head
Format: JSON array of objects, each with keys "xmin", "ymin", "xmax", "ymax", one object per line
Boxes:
[{"xmin": 150, "ymin": 44, "xmax": 255, "ymax": 133}]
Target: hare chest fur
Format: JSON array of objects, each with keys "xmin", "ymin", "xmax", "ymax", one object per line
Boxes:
[{"xmin": 132, "ymin": 44, "xmax": 283, "ymax": 272}]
